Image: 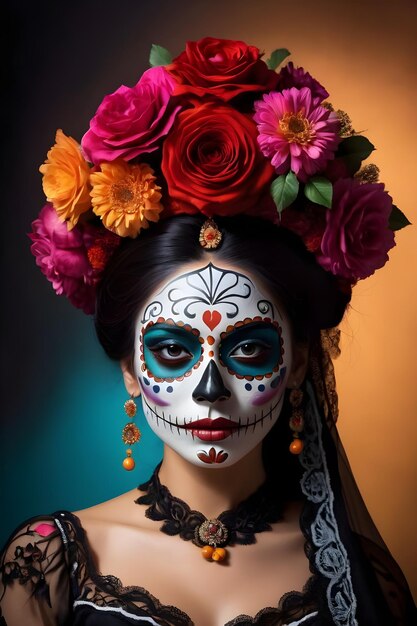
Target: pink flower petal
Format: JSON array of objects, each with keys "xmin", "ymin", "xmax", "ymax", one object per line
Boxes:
[
  {"xmin": 29, "ymin": 204, "xmax": 99, "ymax": 312},
  {"xmin": 82, "ymin": 67, "xmax": 182, "ymax": 164}
]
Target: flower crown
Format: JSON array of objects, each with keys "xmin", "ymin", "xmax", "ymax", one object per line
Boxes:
[{"xmin": 30, "ymin": 37, "xmax": 410, "ymax": 313}]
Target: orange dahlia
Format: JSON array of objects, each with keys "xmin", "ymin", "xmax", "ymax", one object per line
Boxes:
[
  {"xmin": 39, "ymin": 129, "xmax": 91, "ymax": 229},
  {"xmin": 90, "ymin": 159, "xmax": 163, "ymax": 237}
]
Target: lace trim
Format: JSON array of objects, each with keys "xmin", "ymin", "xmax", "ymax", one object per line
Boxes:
[
  {"xmin": 300, "ymin": 382, "xmax": 358, "ymax": 626},
  {"xmin": 72, "ymin": 600, "xmax": 319, "ymax": 626}
]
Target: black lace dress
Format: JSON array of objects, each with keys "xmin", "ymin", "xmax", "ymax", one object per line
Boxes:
[{"xmin": 0, "ymin": 508, "xmax": 328, "ymax": 626}]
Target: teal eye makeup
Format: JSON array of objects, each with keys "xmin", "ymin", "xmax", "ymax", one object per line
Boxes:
[
  {"xmin": 220, "ymin": 323, "xmax": 282, "ymax": 377},
  {"xmin": 143, "ymin": 324, "xmax": 203, "ymax": 378}
]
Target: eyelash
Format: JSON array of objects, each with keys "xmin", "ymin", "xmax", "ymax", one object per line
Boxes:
[
  {"xmin": 146, "ymin": 337, "xmax": 272, "ymax": 368},
  {"xmin": 228, "ymin": 339, "xmax": 271, "ymax": 362},
  {"xmin": 149, "ymin": 340, "xmax": 193, "ymax": 365}
]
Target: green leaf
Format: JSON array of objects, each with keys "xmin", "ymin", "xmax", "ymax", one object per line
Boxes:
[
  {"xmin": 389, "ymin": 205, "xmax": 411, "ymax": 231},
  {"xmin": 266, "ymin": 48, "xmax": 291, "ymax": 71},
  {"xmin": 149, "ymin": 44, "xmax": 172, "ymax": 67},
  {"xmin": 304, "ymin": 176, "xmax": 333, "ymax": 209},
  {"xmin": 336, "ymin": 136, "xmax": 375, "ymax": 175},
  {"xmin": 270, "ymin": 172, "xmax": 299, "ymax": 214}
]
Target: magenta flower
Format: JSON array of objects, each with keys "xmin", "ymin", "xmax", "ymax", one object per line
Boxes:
[
  {"xmin": 316, "ymin": 179, "xmax": 395, "ymax": 281},
  {"xmin": 254, "ymin": 87, "xmax": 340, "ymax": 181},
  {"xmin": 29, "ymin": 204, "xmax": 97, "ymax": 313},
  {"xmin": 276, "ymin": 62, "xmax": 329, "ymax": 104},
  {"xmin": 82, "ymin": 67, "xmax": 182, "ymax": 164}
]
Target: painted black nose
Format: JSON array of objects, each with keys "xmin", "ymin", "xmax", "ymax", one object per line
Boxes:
[{"xmin": 192, "ymin": 361, "xmax": 231, "ymax": 403}]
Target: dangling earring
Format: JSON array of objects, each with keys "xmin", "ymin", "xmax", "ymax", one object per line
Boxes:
[
  {"xmin": 121, "ymin": 395, "xmax": 141, "ymax": 470},
  {"xmin": 289, "ymin": 388, "xmax": 304, "ymax": 455}
]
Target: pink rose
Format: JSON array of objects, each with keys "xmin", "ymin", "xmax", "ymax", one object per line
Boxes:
[
  {"xmin": 317, "ymin": 179, "xmax": 395, "ymax": 281},
  {"xmin": 82, "ymin": 67, "xmax": 181, "ymax": 164},
  {"xmin": 29, "ymin": 204, "xmax": 97, "ymax": 313}
]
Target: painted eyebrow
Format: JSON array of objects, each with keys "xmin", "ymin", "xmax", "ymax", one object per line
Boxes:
[
  {"xmin": 143, "ymin": 323, "xmax": 200, "ymax": 340},
  {"xmin": 221, "ymin": 321, "xmax": 279, "ymax": 340}
]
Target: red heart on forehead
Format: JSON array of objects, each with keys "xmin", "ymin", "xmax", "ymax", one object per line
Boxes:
[{"xmin": 202, "ymin": 310, "xmax": 222, "ymax": 330}]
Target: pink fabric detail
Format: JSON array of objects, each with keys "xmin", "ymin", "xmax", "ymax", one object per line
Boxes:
[{"xmin": 33, "ymin": 522, "xmax": 56, "ymax": 537}]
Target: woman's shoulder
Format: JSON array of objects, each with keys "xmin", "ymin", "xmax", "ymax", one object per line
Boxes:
[
  {"xmin": 72, "ymin": 486, "xmax": 154, "ymax": 547},
  {"xmin": 73, "ymin": 485, "xmax": 145, "ymax": 523},
  {"xmin": 0, "ymin": 512, "xmax": 78, "ymax": 625},
  {"xmin": 1, "ymin": 512, "xmax": 74, "ymax": 564}
]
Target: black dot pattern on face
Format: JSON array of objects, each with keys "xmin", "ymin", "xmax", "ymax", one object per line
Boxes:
[
  {"xmin": 245, "ymin": 383, "xmax": 252, "ymax": 391},
  {"xmin": 144, "ymin": 378, "xmax": 150, "ymax": 386},
  {"xmin": 167, "ymin": 386, "xmax": 173, "ymax": 393},
  {"xmin": 153, "ymin": 385, "xmax": 160, "ymax": 393},
  {"xmin": 258, "ymin": 384, "xmax": 265, "ymax": 392}
]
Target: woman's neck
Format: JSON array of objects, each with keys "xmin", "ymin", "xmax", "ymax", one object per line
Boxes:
[{"xmin": 158, "ymin": 444, "xmax": 266, "ymax": 519}]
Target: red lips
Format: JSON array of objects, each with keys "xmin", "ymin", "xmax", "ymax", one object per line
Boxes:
[{"xmin": 184, "ymin": 417, "xmax": 240, "ymax": 441}]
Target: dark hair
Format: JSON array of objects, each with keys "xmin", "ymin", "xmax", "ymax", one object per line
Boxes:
[{"xmin": 95, "ymin": 214, "xmax": 351, "ymax": 360}]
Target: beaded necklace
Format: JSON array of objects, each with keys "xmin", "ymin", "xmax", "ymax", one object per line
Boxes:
[{"xmin": 135, "ymin": 464, "xmax": 283, "ymax": 563}]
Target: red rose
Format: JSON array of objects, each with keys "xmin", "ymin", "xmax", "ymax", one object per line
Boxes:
[
  {"xmin": 280, "ymin": 204, "xmax": 327, "ymax": 253},
  {"xmin": 167, "ymin": 37, "xmax": 278, "ymax": 101},
  {"xmin": 161, "ymin": 102, "xmax": 274, "ymax": 216}
]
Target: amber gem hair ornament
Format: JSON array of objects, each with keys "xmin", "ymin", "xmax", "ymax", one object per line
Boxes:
[
  {"xmin": 199, "ymin": 219, "xmax": 222, "ymax": 249},
  {"xmin": 30, "ymin": 36, "xmax": 410, "ymax": 314},
  {"xmin": 121, "ymin": 396, "xmax": 141, "ymax": 471}
]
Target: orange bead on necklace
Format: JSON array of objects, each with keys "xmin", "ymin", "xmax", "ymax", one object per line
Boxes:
[{"xmin": 135, "ymin": 463, "xmax": 283, "ymax": 564}]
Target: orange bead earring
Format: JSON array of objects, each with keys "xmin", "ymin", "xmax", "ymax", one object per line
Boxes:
[
  {"xmin": 289, "ymin": 388, "xmax": 304, "ymax": 455},
  {"xmin": 121, "ymin": 396, "xmax": 141, "ymax": 470}
]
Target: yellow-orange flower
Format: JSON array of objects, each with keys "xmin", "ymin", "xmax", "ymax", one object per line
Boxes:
[
  {"xmin": 39, "ymin": 129, "xmax": 91, "ymax": 229},
  {"xmin": 90, "ymin": 159, "xmax": 163, "ymax": 237}
]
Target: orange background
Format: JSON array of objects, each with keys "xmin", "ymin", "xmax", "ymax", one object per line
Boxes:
[{"xmin": 152, "ymin": 0, "xmax": 417, "ymax": 595}]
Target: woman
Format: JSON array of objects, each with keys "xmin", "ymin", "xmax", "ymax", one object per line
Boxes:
[{"xmin": 0, "ymin": 37, "xmax": 414, "ymax": 625}]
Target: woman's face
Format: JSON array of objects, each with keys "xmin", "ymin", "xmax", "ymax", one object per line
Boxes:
[{"xmin": 132, "ymin": 261, "xmax": 294, "ymax": 468}]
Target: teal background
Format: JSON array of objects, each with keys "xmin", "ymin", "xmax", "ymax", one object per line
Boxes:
[{"xmin": 0, "ymin": 300, "xmax": 163, "ymax": 545}]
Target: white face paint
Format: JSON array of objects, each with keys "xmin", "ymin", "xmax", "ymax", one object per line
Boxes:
[{"xmin": 134, "ymin": 263, "xmax": 293, "ymax": 468}]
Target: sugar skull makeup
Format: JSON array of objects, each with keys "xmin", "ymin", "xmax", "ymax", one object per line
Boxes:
[{"xmin": 134, "ymin": 263, "xmax": 293, "ymax": 468}]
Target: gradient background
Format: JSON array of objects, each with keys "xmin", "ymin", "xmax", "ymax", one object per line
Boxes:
[{"xmin": 1, "ymin": 0, "xmax": 416, "ymax": 599}]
